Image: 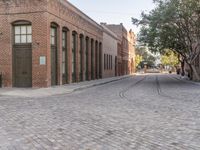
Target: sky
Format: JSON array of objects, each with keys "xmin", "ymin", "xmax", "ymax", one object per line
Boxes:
[{"xmin": 68, "ymin": 0, "xmax": 155, "ymax": 34}]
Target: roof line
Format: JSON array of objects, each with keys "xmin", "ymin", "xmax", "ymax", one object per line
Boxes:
[{"xmin": 63, "ymin": 0, "xmax": 102, "ymax": 30}]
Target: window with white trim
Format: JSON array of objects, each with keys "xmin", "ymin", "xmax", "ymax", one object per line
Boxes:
[
  {"xmin": 62, "ymin": 31, "xmax": 67, "ymax": 75},
  {"xmin": 51, "ymin": 27, "xmax": 56, "ymax": 45},
  {"xmin": 14, "ymin": 25, "xmax": 32, "ymax": 44},
  {"xmin": 72, "ymin": 33, "xmax": 76, "ymax": 74}
]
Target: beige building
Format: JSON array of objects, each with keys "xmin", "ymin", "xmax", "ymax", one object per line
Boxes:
[
  {"xmin": 127, "ymin": 30, "xmax": 136, "ymax": 74},
  {"xmin": 101, "ymin": 23, "xmax": 136, "ymax": 75},
  {"xmin": 101, "ymin": 24, "xmax": 118, "ymax": 78}
]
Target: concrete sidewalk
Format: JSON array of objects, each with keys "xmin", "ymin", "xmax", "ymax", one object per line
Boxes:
[
  {"xmin": 0, "ymin": 75, "xmax": 133, "ymax": 98},
  {"xmin": 171, "ymin": 74, "xmax": 200, "ymax": 86}
]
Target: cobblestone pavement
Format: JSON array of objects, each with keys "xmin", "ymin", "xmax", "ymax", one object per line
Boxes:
[{"xmin": 0, "ymin": 74, "xmax": 200, "ymax": 150}]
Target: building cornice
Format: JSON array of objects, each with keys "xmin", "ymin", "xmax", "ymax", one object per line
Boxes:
[
  {"xmin": 60, "ymin": 0, "xmax": 102, "ymax": 30},
  {"xmin": 101, "ymin": 24, "xmax": 118, "ymax": 40}
]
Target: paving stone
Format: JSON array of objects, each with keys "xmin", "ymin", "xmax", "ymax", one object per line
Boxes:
[{"xmin": 0, "ymin": 74, "xmax": 200, "ymax": 149}]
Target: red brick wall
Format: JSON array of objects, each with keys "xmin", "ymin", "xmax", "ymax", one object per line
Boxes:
[
  {"xmin": 0, "ymin": 0, "xmax": 103, "ymax": 87},
  {"xmin": 0, "ymin": 15, "xmax": 12, "ymax": 87},
  {"xmin": 0, "ymin": 14, "xmax": 49, "ymax": 88}
]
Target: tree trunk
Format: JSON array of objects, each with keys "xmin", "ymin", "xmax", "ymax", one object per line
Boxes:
[
  {"xmin": 181, "ymin": 61, "xmax": 185, "ymax": 76},
  {"xmin": 187, "ymin": 63, "xmax": 193, "ymax": 80},
  {"xmin": 191, "ymin": 65, "xmax": 200, "ymax": 81}
]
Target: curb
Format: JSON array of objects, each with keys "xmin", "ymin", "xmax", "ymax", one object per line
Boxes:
[
  {"xmin": 0, "ymin": 75, "xmax": 133, "ymax": 98},
  {"xmin": 73, "ymin": 75, "xmax": 132, "ymax": 92},
  {"xmin": 173, "ymin": 75, "xmax": 200, "ymax": 86}
]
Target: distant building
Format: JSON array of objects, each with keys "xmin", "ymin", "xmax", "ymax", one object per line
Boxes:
[
  {"xmin": 128, "ymin": 30, "xmax": 136, "ymax": 74},
  {"xmin": 101, "ymin": 24, "xmax": 118, "ymax": 78},
  {"xmin": 101, "ymin": 23, "xmax": 136, "ymax": 76}
]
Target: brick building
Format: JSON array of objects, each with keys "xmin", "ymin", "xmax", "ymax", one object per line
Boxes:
[
  {"xmin": 128, "ymin": 30, "xmax": 136, "ymax": 74},
  {"xmin": 101, "ymin": 24, "xmax": 118, "ymax": 78},
  {"xmin": 102, "ymin": 23, "xmax": 136, "ymax": 76},
  {"xmin": 0, "ymin": 0, "xmax": 103, "ymax": 87}
]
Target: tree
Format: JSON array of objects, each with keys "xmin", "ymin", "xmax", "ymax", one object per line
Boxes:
[
  {"xmin": 135, "ymin": 46, "xmax": 156, "ymax": 66},
  {"xmin": 132, "ymin": 0, "xmax": 200, "ymax": 80},
  {"xmin": 161, "ymin": 49, "xmax": 179, "ymax": 67},
  {"xmin": 135, "ymin": 54, "xmax": 143, "ymax": 68}
]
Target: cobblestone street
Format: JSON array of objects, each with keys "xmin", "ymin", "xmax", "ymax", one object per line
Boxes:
[{"xmin": 0, "ymin": 74, "xmax": 200, "ymax": 150}]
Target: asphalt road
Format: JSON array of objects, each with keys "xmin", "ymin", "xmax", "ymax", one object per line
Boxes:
[{"xmin": 0, "ymin": 74, "xmax": 200, "ymax": 150}]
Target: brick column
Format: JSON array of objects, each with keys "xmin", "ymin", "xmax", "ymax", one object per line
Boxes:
[
  {"xmin": 67, "ymin": 30, "xmax": 72, "ymax": 83},
  {"xmin": 76, "ymin": 34, "xmax": 80, "ymax": 82},
  {"xmin": 58, "ymin": 27, "xmax": 62, "ymax": 85},
  {"xmin": 88, "ymin": 38, "xmax": 92, "ymax": 80}
]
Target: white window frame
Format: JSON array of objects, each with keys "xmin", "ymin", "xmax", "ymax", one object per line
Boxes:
[{"xmin": 14, "ymin": 25, "xmax": 32, "ymax": 44}]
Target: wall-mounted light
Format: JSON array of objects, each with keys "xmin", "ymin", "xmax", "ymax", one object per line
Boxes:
[{"xmin": 32, "ymin": 41, "xmax": 40, "ymax": 49}]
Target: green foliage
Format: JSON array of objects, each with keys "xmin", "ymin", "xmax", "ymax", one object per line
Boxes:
[
  {"xmin": 135, "ymin": 55, "xmax": 143, "ymax": 67},
  {"xmin": 132, "ymin": 0, "xmax": 200, "ymax": 79},
  {"xmin": 132, "ymin": 0, "xmax": 200, "ymax": 60},
  {"xmin": 161, "ymin": 49, "xmax": 179, "ymax": 66},
  {"xmin": 135, "ymin": 46, "xmax": 156, "ymax": 63}
]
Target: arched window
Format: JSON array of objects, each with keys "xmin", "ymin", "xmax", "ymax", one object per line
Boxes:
[
  {"xmin": 95, "ymin": 41, "xmax": 98, "ymax": 79},
  {"xmin": 104, "ymin": 54, "xmax": 106, "ymax": 70},
  {"xmin": 85, "ymin": 37, "xmax": 89, "ymax": 80},
  {"xmin": 91, "ymin": 39, "xmax": 94, "ymax": 80},
  {"xmin": 13, "ymin": 21, "xmax": 32, "ymax": 44},
  {"xmin": 62, "ymin": 27, "xmax": 69, "ymax": 84},
  {"xmin": 72, "ymin": 31, "xmax": 77, "ymax": 82},
  {"xmin": 51, "ymin": 27, "xmax": 57, "ymax": 46},
  {"xmin": 50, "ymin": 22, "xmax": 59, "ymax": 86},
  {"xmin": 79, "ymin": 34, "xmax": 84, "ymax": 81},
  {"xmin": 99, "ymin": 42, "xmax": 102, "ymax": 78}
]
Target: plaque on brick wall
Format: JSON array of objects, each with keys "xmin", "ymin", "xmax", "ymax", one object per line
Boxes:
[{"xmin": 39, "ymin": 56, "xmax": 46, "ymax": 65}]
